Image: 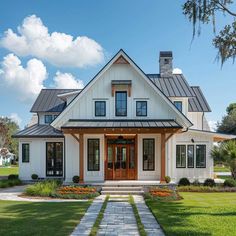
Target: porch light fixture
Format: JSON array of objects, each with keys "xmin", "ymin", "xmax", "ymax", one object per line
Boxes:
[{"xmin": 191, "ymin": 138, "xmax": 195, "ymax": 143}]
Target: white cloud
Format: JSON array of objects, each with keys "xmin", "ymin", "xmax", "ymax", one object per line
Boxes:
[
  {"xmin": 173, "ymin": 68, "xmax": 182, "ymax": 74},
  {"xmin": 208, "ymin": 120, "xmax": 217, "ymax": 131},
  {"xmin": 9, "ymin": 113, "xmax": 22, "ymax": 126},
  {"xmin": 53, "ymin": 71, "xmax": 84, "ymax": 89},
  {"xmin": 0, "ymin": 53, "xmax": 47, "ymax": 102},
  {"xmin": 0, "ymin": 15, "xmax": 104, "ymax": 68}
]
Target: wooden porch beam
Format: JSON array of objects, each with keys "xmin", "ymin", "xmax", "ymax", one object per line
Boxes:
[
  {"xmin": 62, "ymin": 127, "xmax": 181, "ymax": 135},
  {"xmin": 160, "ymin": 133, "xmax": 166, "ymax": 182},
  {"xmin": 165, "ymin": 133, "xmax": 174, "ymax": 142},
  {"xmin": 79, "ymin": 133, "xmax": 84, "ymax": 183},
  {"xmin": 71, "ymin": 133, "xmax": 80, "ymax": 143}
]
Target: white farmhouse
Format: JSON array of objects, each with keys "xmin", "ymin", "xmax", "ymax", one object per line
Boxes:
[{"xmin": 13, "ymin": 50, "xmax": 233, "ymax": 183}]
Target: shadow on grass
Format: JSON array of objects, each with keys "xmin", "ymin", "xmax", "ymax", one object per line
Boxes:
[{"xmin": 0, "ymin": 201, "xmax": 91, "ymax": 236}]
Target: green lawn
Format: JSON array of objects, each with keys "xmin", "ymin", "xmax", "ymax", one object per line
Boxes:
[
  {"xmin": 214, "ymin": 166, "xmax": 230, "ymax": 172},
  {"xmin": 0, "ymin": 200, "xmax": 91, "ymax": 236},
  {"xmin": 146, "ymin": 192, "xmax": 236, "ymax": 236},
  {"xmin": 0, "ymin": 166, "xmax": 18, "ymax": 176}
]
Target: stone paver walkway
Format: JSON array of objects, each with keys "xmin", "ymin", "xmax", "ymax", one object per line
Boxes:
[
  {"xmin": 97, "ymin": 198, "xmax": 139, "ymax": 236},
  {"xmin": 133, "ymin": 195, "xmax": 165, "ymax": 236},
  {"xmin": 71, "ymin": 195, "xmax": 106, "ymax": 236}
]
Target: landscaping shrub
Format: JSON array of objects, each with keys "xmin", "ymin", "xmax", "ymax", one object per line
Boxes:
[
  {"xmin": 53, "ymin": 186, "xmax": 99, "ymax": 199},
  {"xmin": 0, "ymin": 179, "xmax": 22, "ymax": 188},
  {"xmin": 25, "ymin": 180, "xmax": 60, "ymax": 197},
  {"xmin": 204, "ymin": 178, "xmax": 215, "ymax": 187},
  {"xmin": 31, "ymin": 174, "xmax": 38, "ymax": 180},
  {"xmin": 24, "ymin": 181, "xmax": 99, "ymax": 199},
  {"xmin": 178, "ymin": 177, "xmax": 190, "ymax": 186},
  {"xmin": 224, "ymin": 179, "xmax": 236, "ymax": 187},
  {"xmin": 72, "ymin": 175, "xmax": 80, "ymax": 183},
  {"xmin": 192, "ymin": 179, "xmax": 200, "ymax": 186},
  {"xmin": 8, "ymin": 174, "xmax": 18, "ymax": 180},
  {"xmin": 146, "ymin": 187, "xmax": 182, "ymax": 201},
  {"xmin": 164, "ymin": 176, "xmax": 171, "ymax": 183}
]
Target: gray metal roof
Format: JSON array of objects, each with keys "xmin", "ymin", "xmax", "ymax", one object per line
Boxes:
[
  {"xmin": 62, "ymin": 119, "xmax": 182, "ymax": 129},
  {"xmin": 13, "ymin": 124, "xmax": 64, "ymax": 138},
  {"xmin": 147, "ymin": 74, "xmax": 211, "ymax": 112},
  {"xmin": 30, "ymin": 89, "xmax": 80, "ymax": 112},
  {"xmin": 188, "ymin": 87, "xmax": 211, "ymax": 112},
  {"xmin": 148, "ymin": 74, "xmax": 194, "ymax": 97}
]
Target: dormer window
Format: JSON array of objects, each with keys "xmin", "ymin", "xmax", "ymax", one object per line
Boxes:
[
  {"xmin": 115, "ymin": 91, "xmax": 127, "ymax": 116},
  {"xmin": 174, "ymin": 101, "xmax": 182, "ymax": 112},
  {"xmin": 45, "ymin": 115, "xmax": 57, "ymax": 124}
]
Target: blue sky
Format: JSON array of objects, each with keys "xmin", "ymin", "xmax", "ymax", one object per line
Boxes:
[{"xmin": 0, "ymin": 0, "xmax": 235, "ymax": 128}]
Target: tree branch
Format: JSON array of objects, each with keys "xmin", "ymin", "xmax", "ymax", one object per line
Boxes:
[{"xmin": 216, "ymin": 1, "xmax": 236, "ymax": 17}]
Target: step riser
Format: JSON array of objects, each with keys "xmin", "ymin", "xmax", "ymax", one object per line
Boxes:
[
  {"xmin": 102, "ymin": 187, "xmax": 142, "ymax": 191},
  {"xmin": 101, "ymin": 192, "xmax": 143, "ymax": 195}
]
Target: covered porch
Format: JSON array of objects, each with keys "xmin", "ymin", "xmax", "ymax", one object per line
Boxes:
[{"xmin": 61, "ymin": 119, "xmax": 183, "ymax": 183}]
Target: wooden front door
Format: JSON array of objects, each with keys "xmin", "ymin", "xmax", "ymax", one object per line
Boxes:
[{"xmin": 106, "ymin": 138, "xmax": 136, "ymax": 180}]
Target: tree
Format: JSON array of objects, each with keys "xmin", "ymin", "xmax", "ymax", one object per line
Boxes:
[
  {"xmin": 0, "ymin": 117, "xmax": 19, "ymax": 157},
  {"xmin": 183, "ymin": 0, "xmax": 236, "ymax": 65},
  {"xmin": 217, "ymin": 103, "xmax": 236, "ymax": 134},
  {"xmin": 211, "ymin": 140, "xmax": 236, "ymax": 179}
]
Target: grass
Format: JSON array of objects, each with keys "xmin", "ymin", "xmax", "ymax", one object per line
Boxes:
[
  {"xmin": 0, "ymin": 179, "xmax": 22, "ymax": 188},
  {"xmin": 0, "ymin": 200, "xmax": 91, "ymax": 236},
  {"xmin": 0, "ymin": 166, "xmax": 18, "ymax": 176},
  {"xmin": 129, "ymin": 195, "xmax": 147, "ymax": 236},
  {"xmin": 90, "ymin": 195, "xmax": 109, "ymax": 236},
  {"xmin": 146, "ymin": 192, "xmax": 236, "ymax": 236}
]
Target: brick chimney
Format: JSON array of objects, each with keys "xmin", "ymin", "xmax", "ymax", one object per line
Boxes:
[{"xmin": 159, "ymin": 51, "xmax": 173, "ymax": 77}]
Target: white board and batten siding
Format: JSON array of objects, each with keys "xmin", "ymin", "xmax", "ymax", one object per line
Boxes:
[
  {"xmin": 18, "ymin": 138, "xmax": 64, "ymax": 180},
  {"xmin": 54, "ymin": 64, "xmax": 185, "ymax": 128},
  {"xmin": 166, "ymin": 131, "xmax": 214, "ymax": 182}
]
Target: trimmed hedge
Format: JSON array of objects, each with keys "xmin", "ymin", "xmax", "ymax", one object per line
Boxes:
[
  {"xmin": 204, "ymin": 178, "xmax": 215, "ymax": 187},
  {"xmin": 178, "ymin": 177, "xmax": 190, "ymax": 186},
  {"xmin": 0, "ymin": 179, "xmax": 22, "ymax": 188},
  {"xmin": 224, "ymin": 179, "xmax": 236, "ymax": 187}
]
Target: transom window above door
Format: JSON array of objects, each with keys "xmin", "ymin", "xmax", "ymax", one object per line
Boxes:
[
  {"xmin": 95, "ymin": 101, "xmax": 106, "ymax": 116},
  {"xmin": 115, "ymin": 91, "xmax": 127, "ymax": 116}
]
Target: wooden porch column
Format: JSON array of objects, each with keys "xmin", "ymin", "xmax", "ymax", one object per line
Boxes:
[
  {"xmin": 79, "ymin": 133, "xmax": 84, "ymax": 183},
  {"xmin": 160, "ymin": 133, "xmax": 166, "ymax": 182}
]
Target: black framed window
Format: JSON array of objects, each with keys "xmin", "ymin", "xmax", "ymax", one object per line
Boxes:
[
  {"xmin": 136, "ymin": 101, "xmax": 147, "ymax": 116},
  {"xmin": 95, "ymin": 101, "xmax": 106, "ymax": 116},
  {"xmin": 176, "ymin": 145, "xmax": 186, "ymax": 168},
  {"xmin": 143, "ymin": 139, "xmax": 155, "ymax": 171},
  {"xmin": 22, "ymin": 143, "xmax": 30, "ymax": 163},
  {"xmin": 88, "ymin": 139, "xmax": 100, "ymax": 171},
  {"xmin": 174, "ymin": 101, "xmax": 182, "ymax": 112},
  {"xmin": 45, "ymin": 115, "xmax": 53, "ymax": 124},
  {"xmin": 187, "ymin": 145, "xmax": 194, "ymax": 168},
  {"xmin": 46, "ymin": 142, "xmax": 63, "ymax": 176},
  {"xmin": 115, "ymin": 91, "xmax": 127, "ymax": 116},
  {"xmin": 196, "ymin": 145, "xmax": 206, "ymax": 168}
]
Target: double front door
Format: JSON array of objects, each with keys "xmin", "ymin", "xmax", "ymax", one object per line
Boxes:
[{"xmin": 106, "ymin": 139, "xmax": 136, "ymax": 180}]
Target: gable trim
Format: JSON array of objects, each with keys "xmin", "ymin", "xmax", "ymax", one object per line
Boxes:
[{"xmin": 51, "ymin": 49, "xmax": 193, "ymax": 128}]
